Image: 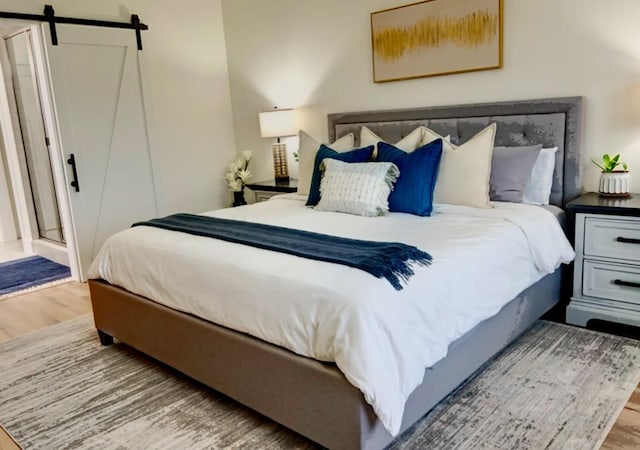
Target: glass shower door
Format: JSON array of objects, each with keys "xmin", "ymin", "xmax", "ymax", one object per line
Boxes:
[{"xmin": 5, "ymin": 30, "xmax": 65, "ymax": 244}]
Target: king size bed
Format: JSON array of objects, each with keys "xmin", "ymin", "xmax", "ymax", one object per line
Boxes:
[{"xmin": 88, "ymin": 96, "xmax": 583, "ymax": 449}]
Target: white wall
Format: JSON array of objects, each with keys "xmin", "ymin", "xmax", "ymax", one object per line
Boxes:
[
  {"xmin": 222, "ymin": 0, "xmax": 640, "ymax": 193},
  {"xmin": 3, "ymin": 0, "xmax": 237, "ymax": 213}
]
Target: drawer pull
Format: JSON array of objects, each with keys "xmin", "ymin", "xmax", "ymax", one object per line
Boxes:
[
  {"xmin": 616, "ymin": 237, "xmax": 640, "ymax": 245},
  {"xmin": 614, "ymin": 279, "xmax": 640, "ymax": 289}
]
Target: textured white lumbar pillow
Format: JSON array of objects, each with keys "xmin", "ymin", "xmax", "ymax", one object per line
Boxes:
[
  {"xmin": 315, "ymin": 159, "xmax": 399, "ymax": 217},
  {"xmin": 424, "ymin": 123, "xmax": 497, "ymax": 208},
  {"xmin": 297, "ymin": 130, "xmax": 354, "ymax": 196}
]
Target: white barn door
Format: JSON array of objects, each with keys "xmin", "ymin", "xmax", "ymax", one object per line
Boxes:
[{"xmin": 42, "ymin": 24, "xmax": 158, "ymax": 279}]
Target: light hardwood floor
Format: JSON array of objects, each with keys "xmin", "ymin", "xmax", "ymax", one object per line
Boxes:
[
  {"xmin": 0, "ymin": 282, "xmax": 638, "ymax": 448},
  {"xmin": 0, "ymin": 282, "xmax": 91, "ymax": 344},
  {"xmin": 0, "ymin": 424, "xmax": 20, "ymax": 450}
]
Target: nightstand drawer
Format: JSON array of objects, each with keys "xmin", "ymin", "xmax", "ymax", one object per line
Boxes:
[
  {"xmin": 583, "ymin": 260, "xmax": 640, "ymax": 304},
  {"xmin": 584, "ymin": 217, "xmax": 640, "ymax": 263},
  {"xmin": 255, "ymin": 191, "xmax": 279, "ymax": 202},
  {"xmin": 246, "ymin": 179, "xmax": 298, "ymax": 203}
]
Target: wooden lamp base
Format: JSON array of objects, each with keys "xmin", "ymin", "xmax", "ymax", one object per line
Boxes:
[{"xmin": 272, "ymin": 142, "xmax": 289, "ymax": 182}]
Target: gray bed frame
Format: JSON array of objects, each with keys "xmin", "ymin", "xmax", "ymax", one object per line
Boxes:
[{"xmin": 90, "ymin": 96, "xmax": 583, "ymax": 450}]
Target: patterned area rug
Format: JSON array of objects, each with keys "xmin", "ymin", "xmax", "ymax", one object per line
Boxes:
[
  {"xmin": 0, "ymin": 256, "xmax": 71, "ymax": 298},
  {"xmin": 1, "ymin": 316, "xmax": 639, "ymax": 449}
]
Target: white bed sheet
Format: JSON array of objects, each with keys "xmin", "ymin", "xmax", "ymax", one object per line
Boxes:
[{"xmin": 88, "ymin": 194, "xmax": 575, "ymax": 436}]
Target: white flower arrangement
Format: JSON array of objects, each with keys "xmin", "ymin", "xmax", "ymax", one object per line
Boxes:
[{"xmin": 225, "ymin": 150, "xmax": 252, "ymax": 192}]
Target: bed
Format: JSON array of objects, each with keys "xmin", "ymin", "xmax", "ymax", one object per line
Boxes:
[{"xmin": 88, "ymin": 96, "xmax": 583, "ymax": 450}]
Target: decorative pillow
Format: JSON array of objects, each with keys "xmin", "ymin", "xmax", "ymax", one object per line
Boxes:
[
  {"xmin": 423, "ymin": 124, "xmax": 497, "ymax": 208},
  {"xmin": 362, "ymin": 126, "xmax": 451, "ymax": 157},
  {"xmin": 315, "ymin": 159, "xmax": 399, "ymax": 217},
  {"xmin": 490, "ymin": 145, "xmax": 542, "ymax": 203},
  {"xmin": 361, "ymin": 126, "xmax": 425, "ymax": 153},
  {"xmin": 376, "ymin": 139, "xmax": 443, "ymax": 216},
  {"xmin": 420, "ymin": 131, "xmax": 451, "ymax": 147},
  {"xmin": 297, "ymin": 130, "xmax": 355, "ymax": 196},
  {"xmin": 306, "ymin": 144, "xmax": 375, "ymax": 206},
  {"xmin": 523, "ymin": 147, "xmax": 559, "ymax": 205}
]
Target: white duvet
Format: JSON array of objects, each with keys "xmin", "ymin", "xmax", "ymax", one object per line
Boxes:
[{"xmin": 88, "ymin": 194, "xmax": 575, "ymax": 436}]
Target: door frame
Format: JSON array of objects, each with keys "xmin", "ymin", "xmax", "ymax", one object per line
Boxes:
[
  {"xmin": 30, "ymin": 24, "xmax": 79, "ymax": 278},
  {"xmin": 0, "ymin": 122, "xmax": 18, "ymax": 243},
  {"xmin": 0, "ymin": 22, "xmax": 80, "ymax": 279},
  {"xmin": 0, "ymin": 23, "xmax": 37, "ymax": 252}
]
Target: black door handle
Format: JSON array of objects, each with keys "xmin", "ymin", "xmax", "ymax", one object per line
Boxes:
[
  {"xmin": 67, "ymin": 153, "xmax": 80, "ymax": 192},
  {"xmin": 616, "ymin": 237, "xmax": 640, "ymax": 245},
  {"xmin": 614, "ymin": 279, "xmax": 640, "ymax": 289}
]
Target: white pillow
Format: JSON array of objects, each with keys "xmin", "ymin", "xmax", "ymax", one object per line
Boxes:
[
  {"xmin": 360, "ymin": 126, "xmax": 424, "ymax": 152},
  {"xmin": 420, "ymin": 131, "xmax": 451, "ymax": 147},
  {"xmin": 424, "ymin": 124, "xmax": 497, "ymax": 208},
  {"xmin": 297, "ymin": 130, "xmax": 354, "ymax": 196},
  {"xmin": 315, "ymin": 159, "xmax": 399, "ymax": 217},
  {"xmin": 523, "ymin": 147, "xmax": 558, "ymax": 205}
]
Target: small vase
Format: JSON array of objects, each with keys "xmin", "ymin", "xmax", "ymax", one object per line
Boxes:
[
  {"xmin": 599, "ymin": 171, "xmax": 631, "ymax": 197},
  {"xmin": 232, "ymin": 190, "xmax": 247, "ymax": 207}
]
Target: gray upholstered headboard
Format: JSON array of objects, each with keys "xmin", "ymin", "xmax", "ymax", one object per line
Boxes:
[{"xmin": 327, "ymin": 97, "xmax": 583, "ymax": 207}]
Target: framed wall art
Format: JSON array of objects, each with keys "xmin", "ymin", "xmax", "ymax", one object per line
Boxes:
[{"xmin": 371, "ymin": 0, "xmax": 503, "ymax": 82}]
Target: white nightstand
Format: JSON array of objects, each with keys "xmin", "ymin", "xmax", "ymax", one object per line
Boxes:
[
  {"xmin": 566, "ymin": 193, "xmax": 640, "ymax": 328},
  {"xmin": 245, "ymin": 179, "xmax": 298, "ymax": 203}
]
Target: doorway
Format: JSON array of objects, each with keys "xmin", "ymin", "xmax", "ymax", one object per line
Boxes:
[
  {"xmin": 0, "ymin": 22, "xmax": 73, "ymax": 277},
  {"xmin": 0, "ymin": 18, "xmax": 157, "ymax": 282},
  {"xmin": 6, "ymin": 29, "xmax": 65, "ymax": 245}
]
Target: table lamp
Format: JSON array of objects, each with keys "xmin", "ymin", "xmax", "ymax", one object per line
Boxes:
[{"xmin": 259, "ymin": 108, "xmax": 296, "ymax": 182}]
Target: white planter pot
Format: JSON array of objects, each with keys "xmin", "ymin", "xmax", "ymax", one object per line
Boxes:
[{"xmin": 599, "ymin": 171, "xmax": 631, "ymax": 196}]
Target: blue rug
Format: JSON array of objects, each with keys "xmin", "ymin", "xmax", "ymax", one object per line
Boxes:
[{"xmin": 0, "ymin": 256, "xmax": 71, "ymax": 296}]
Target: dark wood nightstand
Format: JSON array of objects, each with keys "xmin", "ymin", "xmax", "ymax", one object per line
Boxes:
[
  {"xmin": 245, "ymin": 179, "xmax": 298, "ymax": 203},
  {"xmin": 566, "ymin": 192, "xmax": 640, "ymax": 328}
]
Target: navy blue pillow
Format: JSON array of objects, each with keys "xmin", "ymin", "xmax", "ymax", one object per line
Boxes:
[
  {"xmin": 306, "ymin": 144, "xmax": 375, "ymax": 206},
  {"xmin": 376, "ymin": 139, "xmax": 443, "ymax": 216}
]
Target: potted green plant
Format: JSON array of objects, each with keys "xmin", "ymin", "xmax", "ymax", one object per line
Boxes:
[{"xmin": 591, "ymin": 153, "xmax": 631, "ymax": 197}]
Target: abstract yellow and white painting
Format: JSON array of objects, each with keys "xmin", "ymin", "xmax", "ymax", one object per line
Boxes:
[{"xmin": 371, "ymin": 0, "xmax": 502, "ymax": 82}]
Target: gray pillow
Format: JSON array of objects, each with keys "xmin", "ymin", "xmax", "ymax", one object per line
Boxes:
[{"xmin": 490, "ymin": 145, "xmax": 542, "ymax": 202}]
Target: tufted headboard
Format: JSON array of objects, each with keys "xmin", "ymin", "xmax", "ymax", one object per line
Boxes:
[{"xmin": 328, "ymin": 97, "xmax": 584, "ymax": 207}]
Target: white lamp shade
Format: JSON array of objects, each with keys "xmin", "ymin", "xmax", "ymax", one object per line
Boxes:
[{"xmin": 259, "ymin": 109, "xmax": 296, "ymax": 138}]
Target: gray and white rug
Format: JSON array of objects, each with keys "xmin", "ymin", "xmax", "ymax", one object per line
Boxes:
[{"xmin": 1, "ymin": 316, "xmax": 640, "ymax": 449}]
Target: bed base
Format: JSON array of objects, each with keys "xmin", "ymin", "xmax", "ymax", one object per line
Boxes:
[{"xmin": 89, "ymin": 270, "xmax": 560, "ymax": 450}]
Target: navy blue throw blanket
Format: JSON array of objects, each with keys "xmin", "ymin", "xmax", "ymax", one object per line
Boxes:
[{"xmin": 132, "ymin": 213, "xmax": 432, "ymax": 290}]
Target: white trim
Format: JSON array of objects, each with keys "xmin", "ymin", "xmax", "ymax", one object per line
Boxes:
[
  {"xmin": 32, "ymin": 238, "xmax": 69, "ymax": 266},
  {"xmin": 0, "ymin": 137, "xmax": 17, "ymax": 242},
  {"xmin": 30, "ymin": 24, "xmax": 80, "ymax": 281}
]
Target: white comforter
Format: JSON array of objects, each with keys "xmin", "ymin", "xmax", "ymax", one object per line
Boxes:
[{"xmin": 88, "ymin": 195, "xmax": 575, "ymax": 436}]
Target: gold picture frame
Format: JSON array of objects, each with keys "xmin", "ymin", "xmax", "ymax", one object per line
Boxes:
[{"xmin": 371, "ymin": 0, "xmax": 503, "ymax": 83}]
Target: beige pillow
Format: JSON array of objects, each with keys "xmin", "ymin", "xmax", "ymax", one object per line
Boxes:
[
  {"xmin": 297, "ymin": 130, "xmax": 354, "ymax": 196},
  {"xmin": 360, "ymin": 126, "xmax": 425, "ymax": 153},
  {"xmin": 425, "ymin": 123, "xmax": 497, "ymax": 208}
]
